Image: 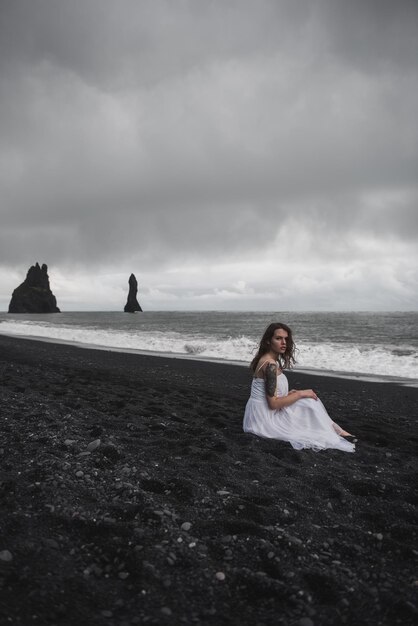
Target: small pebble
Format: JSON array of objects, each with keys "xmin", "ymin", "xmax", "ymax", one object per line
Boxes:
[
  {"xmin": 288, "ymin": 535, "xmax": 303, "ymax": 546},
  {"xmin": 215, "ymin": 572, "xmax": 226, "ymax": 581},
  {"xmin": 0, "ymin": 550, "xmax": 13, "ymax": 562},
  {"xmin": 299, "ymin": 618, "xmax": 315, "ymax": 626},
  {"xmin": 161, "ymin": 607, "xmax": 172, "ymax": 616},
  {"xmin": 181, "ymin": 522, "xmax": 192, "ymax": 532}
]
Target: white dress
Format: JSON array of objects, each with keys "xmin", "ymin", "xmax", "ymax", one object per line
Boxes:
[{"xmin": 243, "ymin": 373, "xmax": 355, "ymax": 453}]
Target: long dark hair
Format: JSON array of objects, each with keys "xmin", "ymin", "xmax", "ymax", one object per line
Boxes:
[{"xmin": 250, "ymin": 322, "xmax": 296, "ymax": 371}]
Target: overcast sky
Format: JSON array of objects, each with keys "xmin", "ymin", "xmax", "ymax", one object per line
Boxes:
[{"xmin": 1, "ymin": 0, "xmax": 417, "ymax": 311}]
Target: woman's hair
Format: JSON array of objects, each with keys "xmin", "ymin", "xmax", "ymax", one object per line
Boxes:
[{"xmin": 250, "ymin": 322, "xmax": 296, "ymax": 371}]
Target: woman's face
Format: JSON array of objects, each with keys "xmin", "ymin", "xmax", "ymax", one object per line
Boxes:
[{"xmin": 269, "ymin": 328, "xmax": 288, "ymax": 355}]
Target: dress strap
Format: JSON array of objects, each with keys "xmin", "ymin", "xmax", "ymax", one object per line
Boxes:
[{"xmin": 255, "ymin": 360, "xmax": 277, "ymax": 375}]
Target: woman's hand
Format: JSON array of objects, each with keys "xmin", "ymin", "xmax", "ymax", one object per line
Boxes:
[
  {"xmin": 267, "ymin": 387, "xmax": 318, "ymax": 410},
  {"xmin": 298, "ymin": 389, "xmax": 318, "ymax": 400}
]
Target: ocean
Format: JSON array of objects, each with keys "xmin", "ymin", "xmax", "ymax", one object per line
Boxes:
[{"xmin": 0, "ymin": 311, "xmax": 417, "ymax": 385}]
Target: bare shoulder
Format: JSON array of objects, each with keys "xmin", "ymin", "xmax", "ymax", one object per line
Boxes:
[{"xmin": 254, "ymin": 358, "xmax": 278, "ymax": 378}]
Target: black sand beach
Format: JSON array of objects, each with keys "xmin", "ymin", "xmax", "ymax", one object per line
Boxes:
[{"xmin": 0, "ymin": 334, "xmax": 417, "ymax": 625}]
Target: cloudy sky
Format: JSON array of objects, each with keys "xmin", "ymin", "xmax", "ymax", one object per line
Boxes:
[{"xmin": 1, "ymin": 0, "xmax": 417, "ymax": 311}]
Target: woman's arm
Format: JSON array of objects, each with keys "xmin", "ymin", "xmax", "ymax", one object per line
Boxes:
[{"xmin": 264, "ymin": 363, "xmax": 318, "ymax": 410}]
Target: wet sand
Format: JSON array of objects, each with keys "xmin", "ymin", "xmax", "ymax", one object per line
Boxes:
[{"xmin": 0, "ymin": 334, "xmax": 417, "ymax": 625}]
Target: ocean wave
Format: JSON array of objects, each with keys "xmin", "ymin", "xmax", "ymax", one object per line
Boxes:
[
  {"xmin": 1, "ymin": 318, "xmax": 417, "ymax": 381},
  {"xmin": 184, "ymin": 343, "xmax": 206, "ymax": 355}
]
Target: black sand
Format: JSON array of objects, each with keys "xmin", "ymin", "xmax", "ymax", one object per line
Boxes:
[{"xmin": 0, "ymin": 334, "xmax": 417, "ymax": 625}]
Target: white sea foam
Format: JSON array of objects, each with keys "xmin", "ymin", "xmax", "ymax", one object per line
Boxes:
[
  {"xmin": 296, "ymin": 343, "xmax": 418, "ymax": 381},
  {"xmin": 0, "ymin": 320, "xmax": 255, "ymax": 362},
  {"xmin": 1, "ymin": 317, "xmax": 418, "ymax": 382}
]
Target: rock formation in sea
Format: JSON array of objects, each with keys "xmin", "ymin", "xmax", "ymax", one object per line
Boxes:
[
  {"xmin": 124, "ymin": 273, "xmax": 143, "ymax": 313},
  {"xmin": 8, "ymin": 263, "xmax": 61, "ymax": 313}
]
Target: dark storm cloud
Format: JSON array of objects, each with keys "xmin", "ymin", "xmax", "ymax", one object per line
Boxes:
[
  {"xmin": 0, "ymin": 0, "xmax": 295, "ymax": 87},
  {"xmin": 2, "ymin": 1, "xmax": 416, "ymax": 81},
  {"xmin": 319, "ymin": 0, "xmax": 418, "ymax": 72},
  {"xmin": 0, "ymin": 0, "xmax": 417, "ymax": 277}
]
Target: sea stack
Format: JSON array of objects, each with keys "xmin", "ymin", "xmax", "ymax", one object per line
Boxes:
[
  {"xmin": 8, "ymin": 263, "xmax": 61, "ymax": 313},
  {"xmin": 124, "ymin": 273, "xmax": 143, "ymax": 313}
]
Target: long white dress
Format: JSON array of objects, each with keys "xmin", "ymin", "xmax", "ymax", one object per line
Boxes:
[{"xmin": 243, "ymin": 373, "xmax": 355, "ymax": 453}]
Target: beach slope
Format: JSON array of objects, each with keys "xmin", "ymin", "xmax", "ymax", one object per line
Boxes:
[{"xmin": 0, "ymin": 335, "xmax": 417, "ymax": 625}]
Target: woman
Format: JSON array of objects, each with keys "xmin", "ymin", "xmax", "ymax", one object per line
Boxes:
[{"xmin": 243, "ymin": 323, "xmax": 355, "ymax": 452}]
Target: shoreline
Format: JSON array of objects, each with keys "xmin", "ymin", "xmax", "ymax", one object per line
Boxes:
[
  {"xmin": 1, "ymin": 329, "xmax": 416, "ymax": 388},
  {"xmin": 0, "ymin": 334, "xmax": 417, "ymax": 625}
]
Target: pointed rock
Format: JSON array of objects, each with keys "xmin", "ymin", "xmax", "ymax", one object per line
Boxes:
[
  {"xmin": 124, "ymin": 273, "xmax": 143, "ymax": 313},
  {"xmin": 8, "ymin": 263, "xmax": 60, "ymax": 313}
]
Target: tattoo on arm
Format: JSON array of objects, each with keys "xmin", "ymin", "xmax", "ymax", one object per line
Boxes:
[{"xmin": 265, "ymin": 363, "xmax": 277, "ymax": 397}]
